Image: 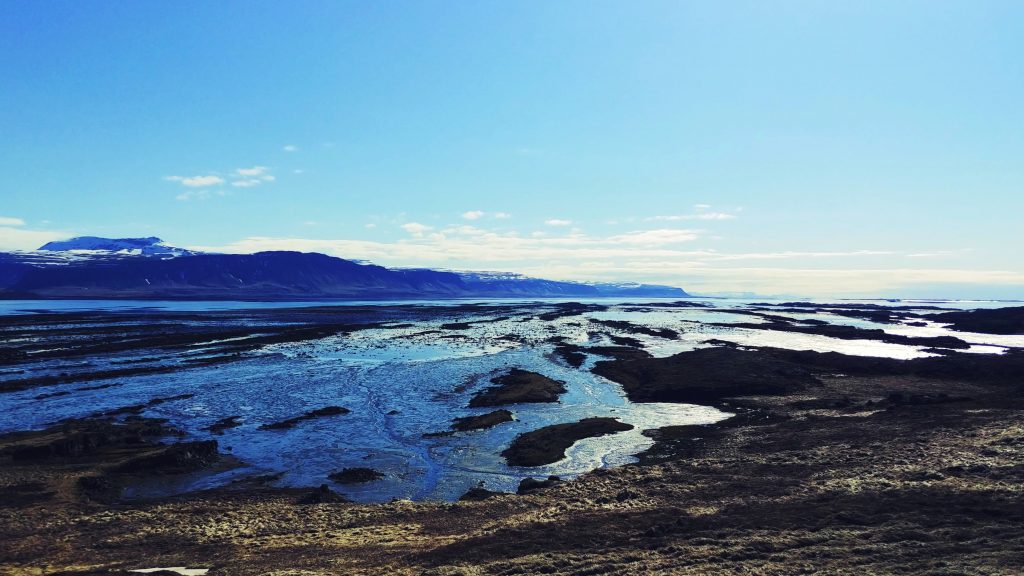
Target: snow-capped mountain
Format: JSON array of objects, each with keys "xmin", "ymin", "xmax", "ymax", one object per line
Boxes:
[{"xmin": 38, "ymin": 236, "xmax": 197, "ymax": 257}]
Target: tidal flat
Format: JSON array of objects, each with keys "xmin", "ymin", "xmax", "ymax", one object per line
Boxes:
[{"xmin": 1, "ymin": 299, "xmax": 1023, "ymax": 574}]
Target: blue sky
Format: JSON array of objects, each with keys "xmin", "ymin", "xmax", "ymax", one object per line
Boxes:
[{"xmin": 2, "ymin": 1, "xmax": 1022, "ymax": 297}]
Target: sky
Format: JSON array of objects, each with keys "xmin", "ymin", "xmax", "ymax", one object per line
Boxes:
[{"xmin": 1, "ymin": 1, "xmax": 1022, "ymax": 298}]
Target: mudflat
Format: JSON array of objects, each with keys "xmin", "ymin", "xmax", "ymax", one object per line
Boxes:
[{"xmin": 1, "ymin": 301, "xmax": 1022, "ymax": 574}]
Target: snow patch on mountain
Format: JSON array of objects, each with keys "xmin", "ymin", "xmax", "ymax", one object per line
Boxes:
[{"xmin": 38, "ymin": 236, "xmax": 198, "ymax": 257}]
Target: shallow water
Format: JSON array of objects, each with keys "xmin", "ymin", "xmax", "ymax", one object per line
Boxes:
[{"xmin": 0, "ymin": 298, "xmax": 1018, "ymax": 502}]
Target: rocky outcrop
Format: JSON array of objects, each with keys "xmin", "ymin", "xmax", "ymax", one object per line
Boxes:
[
  {"xmin": 469, "ymin": 370, "xmax": 566, "ymax": 407},
  {"xmin": 592, "ymin": 346, "xmax": 820, "ymax": 404},
  {"xmin": 502, "ymin": 418, "xmax": 634, "ymax": 467},
  {"xmin": 452, "ymin": 409, "xmax": 514, "ymax": 432},
  {"xmin": 259, "ymin": 406, "xmax": 350, "ymax": 430},
  {"xmin": 328, "ymin": 468, "xmax": 385, "ymax": 484}
]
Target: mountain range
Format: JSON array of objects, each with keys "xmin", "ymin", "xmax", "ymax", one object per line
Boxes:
[{"xmin": 0, "ymin": 237, "xmax": 689, "ymax": 300}]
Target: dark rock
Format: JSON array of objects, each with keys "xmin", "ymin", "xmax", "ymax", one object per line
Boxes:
[
  {"xmin": 502, "ymin": 418, "xmax": 634, "ymax": 467},
  {"xmin": 468, "ymin": 369, "xmax": 566, "ymax": 407},
  {"xmin": 259, "ymin": 406, "xmax": 350, "ymax": 430},
  {"xmin": 77, "ymin": 475, "xmax": 116, "ymax": 498},
  {"xmin": 0, "ymin": 481, "xmax": 55, "ymax": 507},
  {"xmin": 328, "ymin": 467, "xmax": 384, "ymax": 484},
  {"xmin": 927, "ymin": 306, "xmax": 1024, "ymax": 335},
  {"xmin": 537, "ymin": 303, "xmax": 609, "ymax": 322},
  {"xmin": 451, "ymin": 409, "xmax": 514, "ymax": 432},
  {"xmin": 3, "ymin": 418, "xmax": 173, "ymax": 462},
  {"xmin": 708, "ymin": 320, "xmax": 971, "ymax": 349},
  {"xmin": 517, "ymin": 476, "xmax": 562, "ymax": 494},
  {"xmin": 585, "ymin": 345, "xmax": 651, "ymax": 361},
  {"xmin": 114, "ymin": 440, "xmax": 219, "ymax": 474},
  {"xmin": 554, "ymin": 344, "xmax": 587, "ymax": 368},
  {"xmin": 205, "ymin": 415, "xmax": 242, "ymax": 434},
  {"xmin": 789, "ymin": 397, "xmax": 854, "ymax": 410},
  {"xmin": 459, "ymin": 483, "xmax": 504, "ymax": 501},
  {"xmin": 592, "ymin": 347, "xmax": 819, "ymax": 404},
  {"xmin": 885, "ymin": 392, "xmax": 971, "ymax": 406},
  {"xmin": 592, "ymin": 319, "xmax": 679, "ymax": 339},
  {"xmin": 607, "ymin": 334, "xmax": 645, "ymax": 348},
  {"xmin": 441, "ymin": 322, "xmax": 474, "ymax": 330},
  {"xmin": 300, "ymin": 484, "xmax": 349, "ymax": 504}
]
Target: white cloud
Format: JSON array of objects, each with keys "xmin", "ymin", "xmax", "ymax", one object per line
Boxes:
[
  {"xmin": 609, "ymin": 229, "xmax": 700, "ymax": 245},
  {"xmin": 187, "ymin": 221, "xmax": 1019, "ymax": 298},
  {"xmin": 545, "ymin": 219, "xmax": 572, "ymax": 226},
  {"xmin": 165, "ymin": 175, "xmax": 224, "ymax": 187},
  {"xmin": 283, "ymin": 144, "xmax": 299, "ymax": 152},
  {"xmin": 462, "ymin": 210, "xmax": 485, "ymax": 220},
  {"xmin": 709, "ymin": 250, "xmax": 893, "ymax": 261},
  {"xmin": 646, "ymin": 212, "xmax": 736, "ymax": 221},
  {"xmin": 401, "ymin": 222, "xmax": 432, "ymax": 236},
  {"xmin": 176, "ymin": 190, "xmax": 207, "ymax": 201},
  {"xmin": 906, "ymin": 250, "xmax": 970, "ymax": 258},
  {"xmin": 176, "ymin": 189, "xmax": 229, "ymax": 201},
  {"xmin": 694, "ymin": 203, "xmax": 712, "ymax": 210},
  {"xmin": 235, "ymin": 166, "xmax": 269, "ymax": 177},
  {"xmin": 166, "ymin": 166, "xmax": 276, "ymax": 196},
  {"xmin": 493, "ymin": 212, "xmax": 511, "ymax": 219},
  {"xmin": 0, "ymin": 225, "xmax": 73, "ymax": 251},
  {"xmin": 365, "ymin": 223, "xmax": 377, "ymax": 229},
  {"xmin": 0, "ymin": 216, "xmax": 25, "ymax": 227},
  {"xmin": 231, "ymin": 167, "xmax": 275, "ymax": 187}
]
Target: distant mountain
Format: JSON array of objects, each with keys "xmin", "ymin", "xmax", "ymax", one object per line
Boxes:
[
  {"xmin": 0, "ymin": 237, "xmax": 689, "ymax": 300},
  {"xmin": 39, "ymin": 236, "xmax": 197, "ymax": 257},
  {"xmin": 453, "ymin": 271, "xmax": 687, "ymax": 298}
]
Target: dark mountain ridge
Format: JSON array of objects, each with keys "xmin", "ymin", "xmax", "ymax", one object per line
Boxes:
[{"xmin": 0, "ymin": 237, "xmax": 689, "ymax": 300}]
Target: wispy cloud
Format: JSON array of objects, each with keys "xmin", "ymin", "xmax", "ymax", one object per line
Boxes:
[
  {"xmin": 0, "ymin": 216, "xmax": 26, "ymax": 227},
  {"xmin": 164, "ymin": 175, "xmax": 224, "ymax": 187},
  {"xmin": 646, "ymin": 212, "xmax": 736, "ymax": 221},
  {"xmin": 231, "ymin": 166, "xmax": 275, "ymax": 187},
  {"xmin": 175, "ymin": 189, "xmax": 229, "ymax": 201},
  {"xmin": 236, "ymin": 166, "xmax": 269, "ymax": 177},
  {"xmin": 461, "ymin": 210, "xmax": 484, "ymax": 220},
  {"xmin": 545, "ymin": 219, "xmax": 572, "ymax": 226},
  {"xmin": 167, "ymin": 166, "xmax": 277, "ymax": 197},
  {"xmin": 906, "ymin": 250, "xmax": 971, "ymax": 258},
  {"xmin": 709, "ymin": 250, "xmax": 893, "ymax": 261},
  {"xmin": 609, "ymin": 229, "xmax": 701, "ymax": 245},
  {"xmin": 188, "ymin": 219, "xmax": 1013, "ymax": 297},
  {"xmin": 0, "ymin": 223, "xmax": 73, "ymax": 251},
  {"xmin": 401, "ymin": 222, "xmax": 432, "ymax": 236},
  {"xmin": 282, "ymin": 144, "xmax": 299, "ymax": 152}
]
